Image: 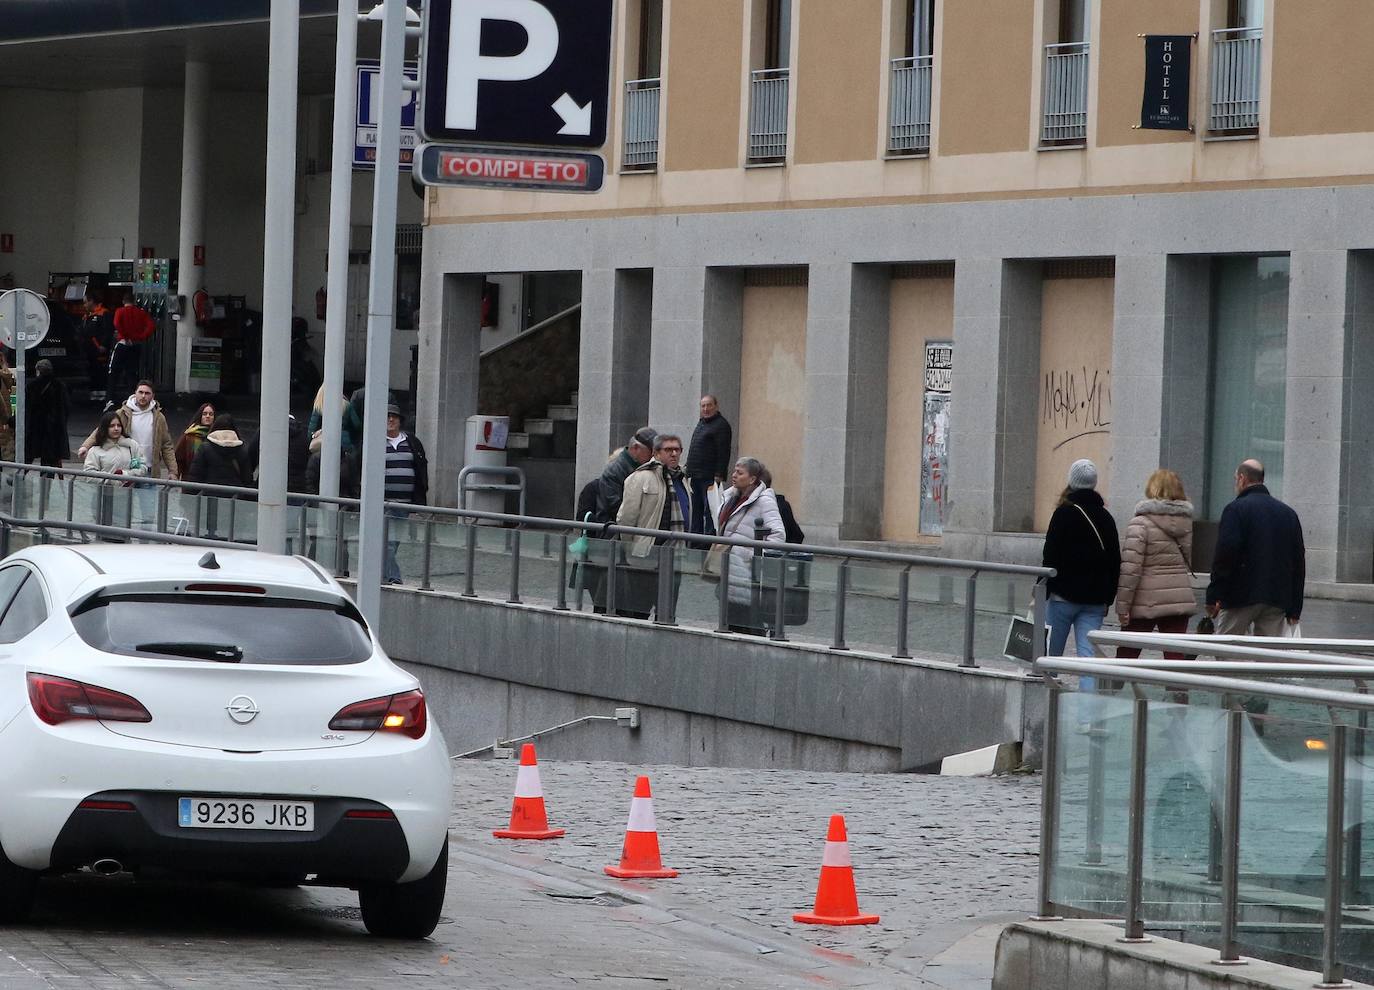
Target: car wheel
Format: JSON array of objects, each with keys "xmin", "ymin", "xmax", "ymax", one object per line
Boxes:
[
  {"xmin": 0, "ymin": 843, "xmax": 38, "ymax": 923},
  {"xmin": 358, "ymin": 840, "xmax": 447, "ymax": 939}
]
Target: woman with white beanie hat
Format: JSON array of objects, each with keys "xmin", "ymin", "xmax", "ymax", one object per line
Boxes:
[{"xmin": 1041, "ymin": 458, "xmax": 1122, "ymax": 663}]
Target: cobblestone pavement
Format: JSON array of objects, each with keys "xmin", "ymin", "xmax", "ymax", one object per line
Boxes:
[{"xmin": 0, "ymin": 762, "xmax": 1040, "ymax": 989}]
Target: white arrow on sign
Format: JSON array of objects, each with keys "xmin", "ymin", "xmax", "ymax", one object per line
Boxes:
[{"xmin": 552, "ymin": 93, "xmax": 592, "ymax": 136}]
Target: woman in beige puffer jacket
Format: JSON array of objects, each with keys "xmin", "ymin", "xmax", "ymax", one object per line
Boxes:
[{"xmin": 1115, "ymin": 469, "xmax": 1196, "ymax": 660}]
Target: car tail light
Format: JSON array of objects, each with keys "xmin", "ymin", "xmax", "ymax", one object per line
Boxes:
[
  {"xmin": 343, "ymin": 809, "xmax": 397, "ymax": 820},
  {"xmin": 28, "ymin": 673, "xmax": 152, "ymax": 726},
  {"xmin": 78, "ymin": 799, "xmax": 136, "ymax": 812},
  {"xmin": 329, "ymin": 690, "xmax": 426, "ymax": 740}
]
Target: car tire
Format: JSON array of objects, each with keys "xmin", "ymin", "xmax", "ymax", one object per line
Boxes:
[
  {"xmin": 0, "ymin": 843, "xmax": 38, "ymax": 924},
  {"xmin": 358, "ymin": 840, "xmax": 447, "ymax": 939}
]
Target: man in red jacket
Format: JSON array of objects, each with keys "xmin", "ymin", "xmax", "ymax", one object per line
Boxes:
[{"xmin": 108, "ymin": 292, "xmax": 155, "ymax": 411}]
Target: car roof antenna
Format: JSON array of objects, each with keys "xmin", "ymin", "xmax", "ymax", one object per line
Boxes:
[{"xmin": 198, "ymin": 552, "xmax": 221, "ymax": 570}]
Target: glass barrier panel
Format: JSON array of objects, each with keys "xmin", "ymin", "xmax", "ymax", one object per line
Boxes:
[
  {"xmin": 513, "ymin": 528, "xmax": 571, "ymax": 609},
  {"xmin": 836, "ymin": 560, "xmax": 900, "ymax": 656},
  {"xmin": 1230, "ymin": 697, "xmax": 1333, "ymax": 969},
  {"xmin": 1339, "ymin": 716, "xmax": 1374, "ymax": 978},
  {"xmin": 1138, "ymin": 691, "xmax": 1227, "ymax": 940},
  {"xmin": 669, "ymin": 541, "xmax": 720, "ymax": 632},
  {"xmin": 1047, "ymin": 686, "xmax": 1135, "ymax": 916},
  {"xmin": 902, "ymin": 568, "xmax": 969, "ymax": 660}
]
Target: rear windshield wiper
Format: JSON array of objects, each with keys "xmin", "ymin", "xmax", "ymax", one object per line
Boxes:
[{"xmin": 134, "ymin": 642, "xmax": 244, "ymax": 663}]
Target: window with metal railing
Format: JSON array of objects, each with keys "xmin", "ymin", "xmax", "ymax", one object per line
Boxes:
[
  {"xmin": 622, "ymin": 78, "xmax": 660, "ymax": 170},
  {"xmin": 747, "ymin": 67, "xmax": 790, "ymax": 163},
  {"xmin": 1209, "ymin": 26, "xmax": 1261, "ymax": 133},
  {"xmin": 888, "ymin": 55, "xmax": 933, "ymax": 155},
  {"xmin": 1041, "ymin": 41, "xmax": 1089, "ymax": 144}
]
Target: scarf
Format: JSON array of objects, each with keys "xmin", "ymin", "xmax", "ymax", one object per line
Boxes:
[{"xmin": 657, "ymin": 464, "xmax": 689, "ymax": 539}]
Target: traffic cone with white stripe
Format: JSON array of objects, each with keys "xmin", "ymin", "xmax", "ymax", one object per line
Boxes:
[
  {"xmin": 604, "ymin": 775, "xmax": 678, "ymax": 878},
  {"xmin": 793, "ymin": 815, "xmax": 880, "ymax": 926},
  {"xmin": 492, "ymin": 743, "xmax": 565, "ymax": 840}
]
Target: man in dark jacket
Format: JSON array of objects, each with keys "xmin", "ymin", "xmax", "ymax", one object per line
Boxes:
[
  {"xmin": 595, "ymin": 426, "xmax": 655, "ymax": 522},
  {"xmin": 382, "ymin": 404, "xmax": 428, "ymax": 585},
  {"xmin": 1207, "ymin": 458, "xmax": 1305, "ymax": 636},
  {"xmin": 684, "ymin": 395, "xmax": 733, "ymax": 535},
  {"xmin": 80, "ymin": 290, "xmax": 114, "ymax": 402}
]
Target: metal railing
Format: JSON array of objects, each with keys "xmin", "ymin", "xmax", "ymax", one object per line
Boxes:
[
  {"xmin": 1035, "ymin": 629, "xmax": 1374, "ymax": 985},
  {"xmin": 747, "ymin": 68, "xmax": 789, "ymax": 162},
  {"xmin": 1209, "ymin": 27, "xmax": 1261, "ymax": 131},
  {"xmin": 0, "ymin": 460, "xmax": 1053, "ymax": 669},
  {"xmin": 888, "ymin": 55, "xmax": 933, "ymax": 154},
  {"xmin": 622, "ymin": 77, "xmax": 661, "ymax": 169},
  {"xmin": 1041, "ymin": 42, "xmax": 1089, "ymax": 144}
]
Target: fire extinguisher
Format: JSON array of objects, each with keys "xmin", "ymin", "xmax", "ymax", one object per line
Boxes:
[
  {"xmin": 315, "ymin": 286, "xmax": 327, "ymax": 321},
  {"xmin": 193, "ymin": 289, "xmax": 212, "ymax": 323}
]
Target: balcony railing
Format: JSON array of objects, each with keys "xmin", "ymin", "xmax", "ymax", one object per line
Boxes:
[
  {"xmin": 747, "ymin": 67, "xmax": 789, "ymax": 163},
  {"xmin": 1041, "ymin": 41, "xmax": 1089, "ymax": 144},
  {"xmin": 1210, "ymin": 26, "xmax": 1261, "ymax": 132},
  {"xmin": 888, "ymin": 55, "xmax": 933, "ymax": 154},
  {"xmin": 622, "ymin": 77, "xmax": 660, "ymax": 170}
]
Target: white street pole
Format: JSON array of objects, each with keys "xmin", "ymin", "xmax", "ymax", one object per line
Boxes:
[
  {"xmin": 355, "ymin": 0, "xmax": 405, "ymax": 625},
  {"xmin": 320, "ymin": 1, "xmax": 357, "ymax": 505},
  {"xmin": 257, "ymin": 0, "xmax": 300, "ymax": 554},
  {"xmin": 175, "ymin": 60, "xmax": 210, "ymax": 394},
  {"xmin": 13, "ymin": 342, "xmax": 22, "ymax": 467}
]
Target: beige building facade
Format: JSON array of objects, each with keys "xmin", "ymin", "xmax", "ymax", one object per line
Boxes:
[{"xmin": 418, "ymin": 0, "xmax": 1374, "ymax": 583}]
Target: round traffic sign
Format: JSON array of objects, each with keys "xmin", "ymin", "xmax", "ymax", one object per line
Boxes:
[{"xmin": 0, "ymin": 288, "xmax": 50, "ymax": 350}]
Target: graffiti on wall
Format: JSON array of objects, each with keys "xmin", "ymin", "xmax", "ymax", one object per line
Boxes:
[
  {"xmin": 920, "ymin": 342, "xmax": 953, "ymax": 535},
  {"xmin": 1041, "ymin": 365, "xmax": 1111, "ymax": 450}
]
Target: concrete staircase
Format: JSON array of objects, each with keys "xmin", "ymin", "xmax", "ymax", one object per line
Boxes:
[{"xmin": 506, "ymin": 390, "xmax": 577, "ymax": 517}]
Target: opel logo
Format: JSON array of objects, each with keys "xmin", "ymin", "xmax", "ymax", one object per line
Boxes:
[{"xmin": 226, "ymin": 695, "xmax": 260, "ymax": 725}]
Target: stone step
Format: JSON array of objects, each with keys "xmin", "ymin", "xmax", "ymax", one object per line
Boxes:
[
  {"xmin": 525, "ymin": 418, "xmax": 555, "ymax": 435},
  {"xmin": 506, "ymin": 432, "xmax": 530, "ymax": 450},
  {"xmin": 569, "ymin": 390, "xmax": 578, "ymax": 405},
  {"xmin": 546, "ymin": 404, "xmax": 578, "ymax": 421}
]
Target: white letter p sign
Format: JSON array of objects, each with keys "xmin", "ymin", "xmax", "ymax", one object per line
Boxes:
[{"xmin": 446, "ymin": 0, "xmax": 559, "ymax": 131}]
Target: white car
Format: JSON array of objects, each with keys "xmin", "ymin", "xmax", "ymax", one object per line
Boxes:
[{"xmin": 0, "ymin": 543, "xmax": 451, "ymax": 938}]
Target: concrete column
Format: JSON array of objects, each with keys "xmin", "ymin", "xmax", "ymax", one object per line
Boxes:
[
  {"xmin": 1339, "ymin": 253, "xmax": 1374, "ymax": 583},
  {"xmin": 798, "ymin": 263, "xmax": 890, "ymax": 542},
  {"xmin": 1284, "ymin": 250, "xmax": 1349, "ymax": 583},
  {"xmin": 608, "ymin": 270, "xmax": 653, "ymax": 451},
  {"xmin": 700, "ymin": 268, "xmax": 744, "ymax": 438},
  {"xmin": 943, "ymin": 258, "xmax": 1003, "ymax": 561},
  {"xmin": 416, "ymin": 272, "xmax": 484, "ymax": 507},
  {"xmin": 174, "ymin": 60, "xmax": 210, "ymax": 393},
  {"xmin": 1106, "ymin": 255, "xmax": 1170, "ymax": 527},
  {"xmin": 647, "ymin": 266, "xmax": 744, "ymax": 445},
  {"xmin": 575, "ymin": 267, "xmax": 616, "ymax": 487},
  {"xmin": 993, "ymin": 262, "xmax": 1043, "ymax": 534}
]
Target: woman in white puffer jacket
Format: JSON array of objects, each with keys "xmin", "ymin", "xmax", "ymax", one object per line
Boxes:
[
  {"xmin": 82, "ymin": 410, "xmax": 147, "ymax": 476},
  {"xmin": 715, "ymin": 456, "xmax": 785, "ymax": 632}
]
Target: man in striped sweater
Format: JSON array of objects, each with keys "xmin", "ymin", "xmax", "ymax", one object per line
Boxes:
[{"xmin": 383, "ymin": 404, "xmax": 429, "ymax": 585}]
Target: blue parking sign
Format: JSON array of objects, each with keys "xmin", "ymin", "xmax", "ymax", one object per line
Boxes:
[{"xmin": 355, "ymin": 59, "xmax": 420, "ymax": 171}]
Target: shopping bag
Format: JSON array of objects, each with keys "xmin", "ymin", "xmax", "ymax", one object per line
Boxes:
[
  {"xmin": 700, "ymin": 543, "xmax": 725, "ymax": 581},
  {"xmin": 706, "ymin": 482, "xmax": 725, "ymax": 522},
  {"xmin": 1282, "ymin": 620, "xmax": 1303, "ymax": 638}
]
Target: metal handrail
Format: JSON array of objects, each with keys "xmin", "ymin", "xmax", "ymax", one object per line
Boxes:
[
  {"xmin": 1034, "ymin": 634, "xmax": 1373, "ymax": 984},
  {"xmin": 0, "ymin": 460, "xmax": 1054, "ymax": 667}
]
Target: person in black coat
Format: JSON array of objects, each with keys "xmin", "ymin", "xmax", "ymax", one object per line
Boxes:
[
  {"xmin": 245, "ymin": 414, "xmax": 312, "ymax": 498},
  {"xmin": 25, "ymin": 359, "xmax": 69, "ymax": 467},
  {"xmin": 684, "ymin": 395, "xmax": 733, "ymax": 535},
  {"xmin": 1042, "ymin": 459, "xmax": 1121, "ymax": 661},
  {"xmin": 1206, "ymin": 458, "xmax": 1305, "ymax": 636},
  {"xmin": 187, "ymin": 414, "xmax": 253, "ymax": 488}
]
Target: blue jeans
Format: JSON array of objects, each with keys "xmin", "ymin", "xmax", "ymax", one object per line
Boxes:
[
  {"xmin": 1047, "ymin": 597, "xmax": 1107, "ymax": 692},
  {"xmin": 688, "ymin": 477, "xmax": 716, "ymax": 535}
]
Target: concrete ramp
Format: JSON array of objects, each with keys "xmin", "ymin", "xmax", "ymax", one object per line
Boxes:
[{"xmin": 376, "ymin": 587, "xmax": 1040, "ymax": 772}]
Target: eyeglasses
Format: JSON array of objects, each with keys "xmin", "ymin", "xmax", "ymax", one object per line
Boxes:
[{"xmin": 660, "ymin": 446, "xmax": 682, "ymax": 453}]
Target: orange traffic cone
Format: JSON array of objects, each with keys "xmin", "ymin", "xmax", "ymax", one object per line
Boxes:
[
  {"xmin": 492, "ymin": 743, "xmax": 565, "ymax": 840},
  {"xmin": 793, "ymin": 815, "xmax": 880, "ymax": 926},
  {"xmin": 604, "ymin": 776, "xmax": 678, "ymax": 878}
]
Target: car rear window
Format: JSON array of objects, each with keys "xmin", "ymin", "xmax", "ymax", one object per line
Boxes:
[{"xmin": 70, "ymin": 594, "xmax": 373, "ymax": 665}]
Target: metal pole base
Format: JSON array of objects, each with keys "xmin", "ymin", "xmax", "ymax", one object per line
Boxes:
[
  {"xmin": 1313, "ymin": 982, "xmax": 1352, "ymax": 989},
  {"xmin": 1116, "ymin": 936, "xmax": 1153, "ymax": 944},
  {"xmin": 1209, "ymin": 959, "xmax": 1248, "ymax": 967},
  {"xmin": 1027, "ymin": 914, "xmax": 1062, "ymax": 922}
]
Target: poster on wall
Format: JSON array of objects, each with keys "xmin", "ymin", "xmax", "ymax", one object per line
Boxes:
[
  {"xmin": 920, "ymin": 341, "xmax": 953, "ymax": 536},
  {"xmin": 188, "ymin": 337, "xmax": 222, "ymax": 393}
]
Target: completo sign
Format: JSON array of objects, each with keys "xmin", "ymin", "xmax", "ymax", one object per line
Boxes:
[{"xmin": 416, "ymin": 143, "xmax": 605, "ymax": 192}]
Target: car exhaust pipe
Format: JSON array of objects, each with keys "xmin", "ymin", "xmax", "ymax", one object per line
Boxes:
[{"xmin": 90, "ymin": 858, "xmax": 123, "ymax": 876}]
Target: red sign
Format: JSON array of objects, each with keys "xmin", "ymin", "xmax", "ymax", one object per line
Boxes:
[
  {"xmin": 139, "ymin": 246, "xmax": 155, "ymax": 259},
  {"xmin": 0, "ymin": 234, "xmax": 11, "ymax": 254},
  {"xmin": 439, "ymin": 151, "xmax": 587, "ymax": 186},
  {"xmin": 193, "ymin": 245, "xmax": 206, "ymax": 267}
]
